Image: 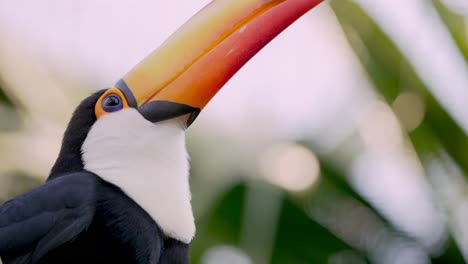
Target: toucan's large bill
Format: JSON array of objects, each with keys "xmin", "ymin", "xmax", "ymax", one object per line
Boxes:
[{"xmin": 96, "ymin": 0, "xmax": 324, "ymax": 125}]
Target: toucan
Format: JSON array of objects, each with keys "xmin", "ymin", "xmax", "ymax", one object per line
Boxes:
[{"xmin": 0, "ymin": 0, "xmax": 322, "ymax": 263}]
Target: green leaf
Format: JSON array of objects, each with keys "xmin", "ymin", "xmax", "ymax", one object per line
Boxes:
[
  {"xmin": 271, "ymin": 196, "xmax": 363, "ymax": 264},
  {"xmin": 432, "ymin": 0, "xmax": 468, "ymax": 61},
  {"xmin": 0, "ymin": 84, "xmax": 13, "ymax": 107}
]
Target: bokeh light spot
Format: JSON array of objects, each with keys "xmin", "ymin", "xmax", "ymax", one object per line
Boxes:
[
  {"xmin": 392, "ymin": 91, "xmax": 425, "ymax": 132},
  {"xmin": 201, "ymin": 245, "xmax": 252, "ymax": 264},
  {"xmin": 359, "ymin": 101, "xmax": 403, "ymax": 151},
  {"xmin": 259, "ymin": 142, "xmax": 320, "ymax": 192}
]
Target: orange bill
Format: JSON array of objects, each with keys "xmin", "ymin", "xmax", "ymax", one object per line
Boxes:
[{"xmin": 112, "ymin": 0, "xmax": 324, "ymax": 125}]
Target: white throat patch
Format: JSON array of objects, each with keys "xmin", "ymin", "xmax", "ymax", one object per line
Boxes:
[{"xmin": 81, "ymin": 109, "xmax": 195, "ymax": 243}]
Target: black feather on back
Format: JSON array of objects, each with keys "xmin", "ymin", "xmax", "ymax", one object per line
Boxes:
[{"xmin": 0, "ymin": 173, "xmax": 96, "ymax": 263}]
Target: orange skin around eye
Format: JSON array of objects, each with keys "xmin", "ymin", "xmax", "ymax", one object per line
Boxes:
[{"xmin": 95, "ymin": 88, "xmax": 130, "ymax": 119}]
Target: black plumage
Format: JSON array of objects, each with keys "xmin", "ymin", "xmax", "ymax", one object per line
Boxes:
[
  {"xmin": 49, "ymin": 90, "xmax": 105, "ymax": 179},
  {"xmin": 0, "ymin": 91, "xmax": 189, "ymax": 264}
]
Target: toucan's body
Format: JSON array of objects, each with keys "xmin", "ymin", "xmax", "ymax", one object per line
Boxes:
[
  {"xmin": 1, "ymin": 172, "xmax": 186, "ymax": 264},
  {"xmin": 0, "ymin": 0, "xmax": 323, "ymax": 263}
]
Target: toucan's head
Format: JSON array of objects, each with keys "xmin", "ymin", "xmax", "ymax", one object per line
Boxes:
[{"xmin": 50, "ymin": 0, "xmax": 323, "ymax": 178}]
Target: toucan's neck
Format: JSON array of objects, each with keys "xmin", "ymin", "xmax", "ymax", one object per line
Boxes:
[
  {"xmin": 49, "ymin": 90, "xmax": 105, "ymax": 180},
  {"xmin": 81, "ymin": 109, "xmax": 195, "ymax": 243}
]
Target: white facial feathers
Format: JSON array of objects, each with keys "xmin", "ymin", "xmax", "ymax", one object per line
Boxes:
[{"xmin": 81, "ymin": 109, "xmax": 195, "ymax": 243}]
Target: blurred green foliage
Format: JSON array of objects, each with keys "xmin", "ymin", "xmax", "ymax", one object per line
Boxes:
[
  {"xmin": 0, "ymin": 83, "xmax": 13, "ymax": 106},
  {"xmin": 191, "ymin": 181, "xmax": 366, "ymax": 264},
  {"xmin": 330, "ymin": 1, "xmax": 467, "ymax": 262},
  {"xmin": 331, "ymin": 0, "xmax": 468, "ymax": 177},
  {"xmin": 433, "ymin": 0, "xmax": 468, "ymax": 60},
  {"xmin": 190, "ymin": 1, "xmax": 468, "ymax": 263}
]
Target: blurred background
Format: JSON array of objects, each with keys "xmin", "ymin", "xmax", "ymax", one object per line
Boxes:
[{"xmin": 0, "ymin": 0, "xmax": 467, "ymax": 263}]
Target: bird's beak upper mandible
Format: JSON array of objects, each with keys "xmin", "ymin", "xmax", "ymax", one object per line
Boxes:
[{"xmin": 113, "ymin": 0, "xmax": 323, "ymax": 125}]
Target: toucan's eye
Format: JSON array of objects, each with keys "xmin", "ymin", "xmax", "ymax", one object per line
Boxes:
[
  {"xmin": 95, "ymin": 88, "xmax": 129, "ymax": 119},
  {"xmin": 102, "ymin": 94, "xmax": 123, "ymax": 112}
]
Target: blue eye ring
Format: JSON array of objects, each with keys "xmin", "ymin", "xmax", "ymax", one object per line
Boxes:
[{"xmin": 102, "ymin": 94, "xmax": 123, "ymax": 112}]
